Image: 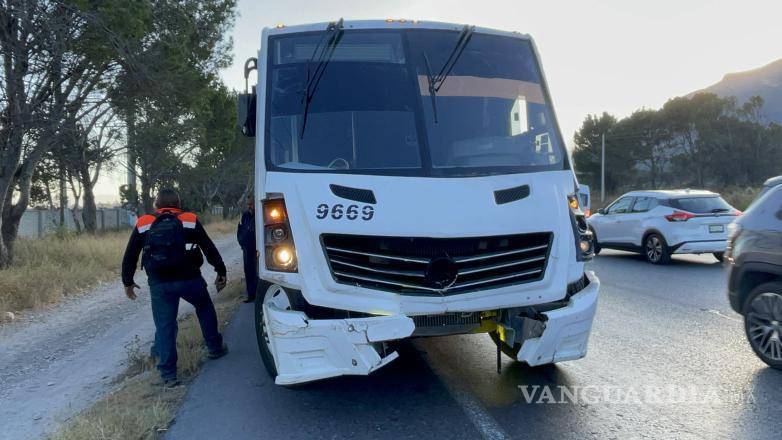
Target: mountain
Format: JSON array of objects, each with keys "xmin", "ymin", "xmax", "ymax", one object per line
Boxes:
[{"xmin": 695, "ymin": 58, "xmax": 782, "ymax": 124}]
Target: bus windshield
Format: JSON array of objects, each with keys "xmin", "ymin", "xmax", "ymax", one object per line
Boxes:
[{"xmin": 265, "ymin": 29, "xmax": 566, "ymax": 177}]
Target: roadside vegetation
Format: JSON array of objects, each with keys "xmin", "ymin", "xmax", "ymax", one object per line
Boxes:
[
  {"xmin": 575, "ymin": 93, "xmax": 782, "ymax": 197},
  {"xmin": 0, "ymin": 218, "xmax": 236, "ymax": 322},
  {"xmin": 0, "ymin": 229, "xmax": 128, "ymax": 320},
  {"xmin": 50, "ymin": 281, "xmax": 245, "ymax": 440},
  {"xmin": 592, "ymin": 186, "xmax": 761, "ymax": 211},
  {"xmin": 0, "ymin": 0, "xmax": 246, "ymax": 270}
]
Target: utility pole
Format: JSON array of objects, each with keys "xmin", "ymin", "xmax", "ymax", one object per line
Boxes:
[{"xmin": 600, "ymin": 132, "xmax": 605, "ymax": 203}]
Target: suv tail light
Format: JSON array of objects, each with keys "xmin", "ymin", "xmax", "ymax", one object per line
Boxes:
[
  {"xmin": 665, "ymin": 211, "xmax": 695, "ymax": 222},
  {"xmin": 263, "ymin": 198, "xmax": 297, "ymax": 272}
]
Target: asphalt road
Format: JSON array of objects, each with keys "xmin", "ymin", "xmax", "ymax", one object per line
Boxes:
[{"xmin": 166, "ymin": 250, "xmax": 782, "ymax": 440}]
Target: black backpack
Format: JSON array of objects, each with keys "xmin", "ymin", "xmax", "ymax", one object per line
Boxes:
[{"xmin": 142, "ymin": 212, "xmax": 186, "ymax": 275}]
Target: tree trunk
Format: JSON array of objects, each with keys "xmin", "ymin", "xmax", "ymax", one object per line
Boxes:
[
  {"xmin": 0, "ymin": 179, "xmax": 14, "ymax": 268},
  {"xmin": 45, "ymin": 182, "xmax": 55, "ymax": 210},
  {"xmin": 70, "ymin": 207, "xmax": 82, "ymax": 233},
  {"xmin": 125, "ymin": 108, "xmax": 140, "ymax": 212},
  {"xmin": 0, "ymin": 239, "xmax": 9, "ymax": 268},
  {"xmin": 0, "ymin": 109, "xmax": 25, "ymax": 268},
  {"xmin": 0, "ymin": 153, "xmax": 41, "ymax": 264},
  {"xmin": 140, "ymin": 174, "xmax": 154, "ymax": 214},
  {"xmin": 79, "ymin": 165, "xmax": 98, "ymax": 233},
  {"xmin": 58, "ymin": 164, "xmax": 67, "ymax": 226},
  {"xmin": 1, "ymin": 176, "xmax": 27, "ymax": 261}
]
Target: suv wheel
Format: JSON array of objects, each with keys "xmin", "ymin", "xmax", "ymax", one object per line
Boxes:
[
  {"xmin": 743, "ymin": 282, "xmax": 782, "ymax": 370},
  {"xmin": 644, "ymin": 233, "xmax": 671, "ymax": 264}
]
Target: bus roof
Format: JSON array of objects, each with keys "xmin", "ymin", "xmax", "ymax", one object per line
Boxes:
[{"xmin": 263, "ymin": 19, "xmax": 532, "ymax": 41}]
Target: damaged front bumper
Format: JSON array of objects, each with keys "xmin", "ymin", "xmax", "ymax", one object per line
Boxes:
[
  {"xmin": 265, "ymin": 271, "xmax": 599, "ymax": 385},
  {"xmin": 266, "ymin": 306, "xmax": 415, "ymax": 385},
  {"xmin": 516, "ymin": 271, "xmax": 599, "ymax": 365}
]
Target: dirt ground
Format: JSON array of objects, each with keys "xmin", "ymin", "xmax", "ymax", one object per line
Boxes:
[{"xmin": 0, "ymin": 235, "xmax": 244, "ymax": 440}]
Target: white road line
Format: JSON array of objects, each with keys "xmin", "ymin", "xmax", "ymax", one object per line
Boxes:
[
  {"xmin": 422, "ymin": 350, "xmax": 511, "ymax": 440},
  {"xmin": 441, "ymin": 382, "xmax": 512, "ymax": 440},
  {"xmin": 701, "ymin": 308, "xmax": 742, "ymax": 322}
]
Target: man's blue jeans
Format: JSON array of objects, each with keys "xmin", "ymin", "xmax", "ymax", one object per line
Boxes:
[
  {"xmin": 242, "ymin": 248, "xmax": 258, "ymax": 297},
  {"xmin": 149, "ymin": 277, "xmax": 223, "ymax": 380}
]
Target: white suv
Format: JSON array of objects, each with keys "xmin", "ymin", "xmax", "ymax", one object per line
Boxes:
[{"xmin": 588, "ymin": 190, "xmax": 741, "ymax": 264}]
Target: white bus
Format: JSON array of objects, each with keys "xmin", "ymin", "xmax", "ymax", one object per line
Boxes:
[{"xmin": 238, "ymin": 19, "xmax": 599, "ymax": 385}]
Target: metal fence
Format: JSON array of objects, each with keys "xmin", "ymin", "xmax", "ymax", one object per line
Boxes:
[{"xmin": 18, "ymin": 208, "xmax": 136, "ymax": 239}]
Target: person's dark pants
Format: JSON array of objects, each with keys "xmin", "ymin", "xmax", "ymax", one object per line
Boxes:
[
  {"xmin": 149, "ymin": 277, "xmax": 223, "ymax": 380},
  {"xmin": 242, "ymin": 248, "xmax": 258, "ymax": 297}
]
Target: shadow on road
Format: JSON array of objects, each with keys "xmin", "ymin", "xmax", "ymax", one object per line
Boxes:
[
  {"xmin": 167, "ymin": 307, "xmax": 482, "ymax": 439},
  {"xmin": 593, "ymin": 250, "xmax": 724, "ymax": 267}
]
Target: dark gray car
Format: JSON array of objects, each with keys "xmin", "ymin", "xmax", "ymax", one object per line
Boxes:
[
  {"xmin": 749, "ymin": 175, "xmax": 782, "ymax": 208},
  {"xmin": 726, "ymin": 184, "xmax": 782, "ymax": 369}
]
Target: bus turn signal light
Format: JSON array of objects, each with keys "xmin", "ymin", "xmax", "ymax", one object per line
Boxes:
[
  {"xmin": 264, "ymin": 199, "xmax": 287, "ymax": 225},
  {"xmin": 263, "ymin": 198, "xmax": 297, "ymax": 272}
]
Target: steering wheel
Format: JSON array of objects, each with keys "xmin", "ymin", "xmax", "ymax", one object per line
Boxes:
[{"xmin": 327, "ymin": 158, "xmax": 350, "ymax": 170}]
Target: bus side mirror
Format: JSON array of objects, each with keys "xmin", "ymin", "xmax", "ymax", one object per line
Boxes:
[
  {"xmin": 238, "ymin": 90, "xmax": 257, "ymax": 137},
  {"xmin": 239, "ymin": 57, "xmax": 259, "ymax": 137}
]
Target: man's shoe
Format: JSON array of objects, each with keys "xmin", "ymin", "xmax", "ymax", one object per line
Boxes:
[
  {"xmin": 208, "ymin": 343, "xmax": 229, "ymax": 360},
  {"xmin": 243, "ymin": 295, "xmax": 256, "ymax": 303},
  {"xmin": 163, "ymin": 378, "xmax": 180, "ymax": 389}
]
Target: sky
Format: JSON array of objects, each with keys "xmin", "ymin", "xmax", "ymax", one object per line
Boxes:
[{"xmin": 94, "ymin": 0, "xmax": 782, "ymax": 204}]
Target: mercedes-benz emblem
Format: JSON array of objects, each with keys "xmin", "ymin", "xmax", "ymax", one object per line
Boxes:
[{"xmin": 425, "ymin": 256, "xmax": 458, "ymax": 290}]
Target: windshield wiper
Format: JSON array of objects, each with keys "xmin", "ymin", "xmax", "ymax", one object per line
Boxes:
[
  {"xmin": 421, "ymin": 25, "xmax": 475, "ymax": 124},
  {"xmin": 711, "ymin": 208, "xmax": 730, "ymax": 213},
  {"xmin": 300, "ymin": 18, "xmax": 344, "ymax": 139},
  {"xmin": 422, "ymin": 53, "xmax": 439, "ymax": 123}
]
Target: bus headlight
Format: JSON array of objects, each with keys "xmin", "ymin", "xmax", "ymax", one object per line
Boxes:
[
  {"xmin": 569, "ymin": 193, "xmax": 593, "ymax": 261},
  {"xmin": 263, "ymin": 198, "xmax": 297, "ymax": 272},
  {"xmin": 272, "ymin": 246, "xmax": 295, "ymax": 268}
]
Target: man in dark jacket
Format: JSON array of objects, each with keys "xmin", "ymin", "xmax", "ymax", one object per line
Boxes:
[
  {"xmin": 237, "ymin": 195, "xmax": 258, "ymax": 303},
  {"xmin": 122, "ymin": 188, "xmax": 228, "ymax": 388}
]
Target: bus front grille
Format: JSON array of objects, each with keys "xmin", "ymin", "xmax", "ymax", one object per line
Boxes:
[{"xmin": 321, "ymin": 232, "xmax": 552, "ymax": 296}]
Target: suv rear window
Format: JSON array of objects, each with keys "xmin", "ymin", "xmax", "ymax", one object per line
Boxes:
[{"xmin": 670, "ymin": 196, "xmax": 732, "ymax": 213}]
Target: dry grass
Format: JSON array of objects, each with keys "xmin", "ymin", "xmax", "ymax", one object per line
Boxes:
[
  {"xmin": 50, "ymin": 281, "xmax": 245, "ymax": 440},
  {"xmin": 0, "ymin": 230, "xmax": 129, "ymax": 319},
  {"xmin": 719, "ymin": 186, "xmax": 760, "ymax": 211},
  {"xmin": 202, "ymin": 217, "xmax": 238, "ymax": 236},
  {"xmin": 0, "ymin": 218, "xmax": 236, "ymax": 321}
]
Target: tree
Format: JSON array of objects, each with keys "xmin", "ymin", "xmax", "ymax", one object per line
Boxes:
[
  {"xmin": 0, "ymin": 0, "xmax": 147, "ymax": 265},
  {"xmin": 113, "ymin": 0, "xmax": 236, "ymax": 214},
  {"xmin": 57, "ymin": 109, "xmax": 121, "ymax": 232},
  {"xmin": 572, "ymin": 112, "xmax": 630, "ymax": 194},
  {"xmin": 573, "ymin": 93, "xmax": 780, "ymax": 196},
  {"xmin": 1, "ymin": 0, "xmax": 61, "ymax": 265},
  {"xmin": 614, "ymin": 109, "xmax": 672, "ymax": 189},
  {"xmin": 179, "ymin": 86, "xmax": 252, "ymax": 216}
]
